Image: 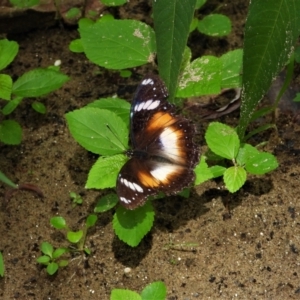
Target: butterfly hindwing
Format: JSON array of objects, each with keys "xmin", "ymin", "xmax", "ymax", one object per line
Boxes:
[{"xmin": 116, "ymin": 75, "xmax": 200, "ymax": 209}]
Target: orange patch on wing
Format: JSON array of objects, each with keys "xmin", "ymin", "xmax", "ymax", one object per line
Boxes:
[
  {"xmin": 138, "ymin": 171, "xmax": 160, "ymax": 188},
  {"xmin": 147, "ymin": 112, "xmax": 176, "ymax": 132}
]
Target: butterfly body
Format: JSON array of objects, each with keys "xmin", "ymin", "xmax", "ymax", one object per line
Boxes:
[{"xmin": 117, "ymin": 75, "xmax": 199, "ymax": 209}]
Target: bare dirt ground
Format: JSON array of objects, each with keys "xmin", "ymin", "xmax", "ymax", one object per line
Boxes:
[{"xmin": 1, "ymin": 1, "xmax": 300, "ymax": 299}]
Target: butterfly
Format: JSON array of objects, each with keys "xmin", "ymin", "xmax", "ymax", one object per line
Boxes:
[{"xmin": 116, "ymin": 74, "xmax": 200, "ymax": 210}]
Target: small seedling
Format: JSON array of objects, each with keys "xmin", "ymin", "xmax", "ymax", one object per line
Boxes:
[
  {"xmin": 69, "ymin": 192, "xmax": 83, "ymax": 207},
  {"xmin": 36, "ymin": 242, "xmax": 68, "ymax": 275},
  {"xmin": 110, "ymin": 281, "xmax": 166, "ymax": 300},
  {"xmin": 50, "ymin": 214, "xmax": 97, "ymax": 254}
]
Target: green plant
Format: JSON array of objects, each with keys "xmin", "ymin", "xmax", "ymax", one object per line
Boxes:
[
  {"xmin": 0, "ymin": 39, "xmax": 69, "ymax": 145},
  {"xmin": 9, "ymin": 0, "xmax": 39, "ymax": 9},
  {"xmin": 110, "ymin": 281, "xmax": 166, "ymax": 300},
  {"xmin": 204, "ymin": 122, "xmax": 278, "ymax": 193},
  {"xmin": 0, "ymin": 251, "xmax": 4, "ymax": 277},
  {"xmin": 36, "ymin": 242, "xmax": 69, "ymax": 275},
  {"xmin": 37, "ymin": 214, "xmax": 97, "ymax": 275},
  {"xmin": 69, "ymin": 192, "xmax": 83, "ymax": 206}
]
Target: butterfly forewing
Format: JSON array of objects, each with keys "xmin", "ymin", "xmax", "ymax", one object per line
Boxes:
[{"xmin": 116, "ymin": 75, "xmax": 200, "ymax": 209}]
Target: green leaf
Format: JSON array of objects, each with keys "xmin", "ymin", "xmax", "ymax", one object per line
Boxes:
[
  {"xmin": 32, "ymin": 101, "xmax": 46, "ymax": 114},
  {"xmin": 52, "ymin": 248, "xmax": 68, "ymax": 259},
  {"xmin": 236, "ymin": 143, "xmax": 260, "ymax": 166},
  {"xmin": 79, "ymin": 20, "xmax": 156, "ymax": 69},
  {"xmin": 198, "ymin": 14, "xmax": 231, "ymax": 37},
  {"xmin": 94, "ymin": 193, "xmax": 119, "ymax": 212},
  {"xmin": 12, "ymin": 68, "xmax": 69, "ymax": 97},
  {"xmin": 177, "ymin": 56, "xmax": 221, "ymax": 97},
  {"xmin": 245, "ymin": 152, "xmax": 278, "ymax": 175},
  {"xmin": 0, "ymin": 39, "xmax": 19, "ymax": 71},
  {"xmin": 40, "ymin": 242, "xmax": 54, "ymax": 257},
  {"xmin": 36, "ymin": 255, "xmax": 50, "ymax": 264},
  {"xmin": 0, "ymin": 120, "xmax": 22, "ymax": 145},
  {"xmin": 194, "ymin": 156, "xmax": 213, "ymax": 185},
  {"xmin": 100, "ymin": 0, "xmax": 127, "ymax": 6},
  {"xmin": 86, "ymin": 214, "xmax": 97, "ymax": 228},
  {"xmin": 205, "ymin": 122, "xmax": 240, "ymax": 160},
  {"xmin": 0, "ymin": 74, "xmax": 12, "ymax": 100},
  {"xmin": 86, "ymin": 154, "xmax": 127, "ymax": 189},
  {"xmin": 65, "ymin": 108, "xmax": 128, "ymax": 156},
  {"xmin": 220, "ymin": 49, "xmax": 243, "ymax": 88},
  {"xmin": 294, "ymin": 46, "xmax": 300, "ymax": 63},
  {"xmin": 196, "ymin": 0, "xmax": 206, "ymax": 9},
  {"xmin": 67, "ymin": 230, "xmax": 83, "ymax": 243},
  {"xmin": 50, "ymin": 216, "xmax": 67, "ymax": 229},
  {"xmin": 209, "ymin": 165, "xmax": 226, "ymax": 178},
  {"xmin": 110, "ymin": 289, "xmax": 141, "ymax": 300},
  {"xmin": 141, "ymin": 281, "xmax": 167, "ymax": 300},
  {"xmin": 2, "ymin": 97, "xmax": 23, "ymax": 115},
  {"xmin": 47, "ymin": 262, "xmax": 59, "ymax": 275},
  {"xmin": 153, "ymin": 0, "xmax": 197, "ymax": 101},
  {"xmin": 113, "ymin": 201, "xmax": 155, "ymax": 247},
  {"xmin": 237, "ymin": 0, "xmax": 300, "ymax": 139},
  {"xmin": 0, "ymin": 171, "xmax": 17, "ymax": 188},
  {"xmin": 0, "ymin": 252, "xmax": 4, "ymax": 277},
  {"xmin": 223, "ymin": 166, "xmax": 247, "ymax": 193},
  {"xmin": 86, "ymin": 98, "xmax": 130, "ymax": 126},
  {"xmin": 65, "ymin": 7, "xmax": 81, "ymax": 19},
  {"xmin": 9, "ymin": 0, "xmax": 39, "ymax": 8},
  {"xmin": 69, "ymin": 39, "xmax": 84, "ymax": 53},
  {"xmin": 293, "ymin": 93, "xmax": 300, "ymax": 102},
  {"xmin": 58, "ymin": 260, "xmax": 69, "ymax": 267}
]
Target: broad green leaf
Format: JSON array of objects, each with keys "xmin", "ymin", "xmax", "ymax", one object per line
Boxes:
[
  {"xmin": 194, "ymin": 156, "xmax": 213, "ymax": 185},
  {"xmin": 41, "ymin": 242, "xmax": 53, "ymax": 257},
  {"xmin": 113, "ymin": 201, "xmax": 154, "ymax": 247},
  {"xmin": 110, "ymin": 289, "xmax": 141, "ymax": 300},
  {"xmin": 67, "ymin": 230, "xmax": 83, "ymax": 243},
  {"xmin": 9, "ymin": 0, "xmax": 39, "ymax": 8},
  {"xmin": 12, "ymin": 68, "xmax": 69, "ymax": 97},
  {"xmin": 220, "ymin": 49, "xmax": 243, "ymax": 88},
  {"xmin": 223, "ymin": 166, "xmax": 247, "ymax": 193},
  {"xmin": 2, "ymin": 97, "xmax": 22, "ymax": 115},
  {"xmin": 209, "ymin": 165, "xmax": 226, "ymax": 178},
  {"xmin": 0, "ymin": 39, "xmax": 19, "ymax": 71},
  {"xmin": 153, "ymin": 0, "xmax": 197, "ymax": 101},
  {"xmin": 50, "ymin": 216, "xmax": 67, "ymax": 229},
  {"xmin": 86, "ymin": 214, "xmax": 97, "ymax": 228},
  {"xmin": 86, "ymin": 154, "xmax": 127, "ymax": 189},
  {"xmin": 0, "ymin": 74, "xmax": 12, "ymax": 100},
  {"xmin": 0, "ymin": 252, "xmax": 4, "ymax": 277},
  {"xmin": 205, "ymin": 122, "xmax": 240, "ymax": 160},
  {"xmin": 32, "ymin": 101, "xmax": 46, "ymax": 114},
  {"xmin": 293, "ymin": 93, "xmax": 300, "ymax": 102},
  {"xmin": 64, "ymin": 7, "xmax": 81, "ymax": 19},
  {"xmin": 0, "ymin": 171, "xmax": 17, "ymax": 188},
  {"xmin": 237, "ymin": 0, "xmax": 300, "ymax": 139},
  {"xmin": 100, "ymin": 0, "xmax": 127, "ymax": 6},
  {"xmin": 236, "ymin": 143, "xmax": 260, "ymax": 166},
  {"xmin": 245, "ymin": 152, "xmax": 278, "ymax": 175},
  {"xmin": 66, "ymin": 108, "xmax": 128, "ymax": 156},
  {"xmin": 47, "ymin": 262, "xmax": 58, "ymax": 275},
  {"xmin": 87, "ymin": 98, "xmax": 130, "ymax": 126},
  {"xmin": 79, "ymin": 20, "xmax": 156, "ymax": 69},
  {"xmin": 198, "ymin": 14, "xmax": 231, "ymax": 37},
  {"xmin": 0, "ymin": 120, "xmax": 22, "ymax": 145},
  {"xmin": 141, "ymin": 281, "xmax": 167, "ymax": 300},
  {"xmin": 177, "ymin": 56, "xmax": 221, "ymax": 97},
  {"xmin": 94, "ymin": 193, "xmax": 119, "ymax": 212},
  {"xmin": 196, "ymin": 0, "xmax": 206, "ymax": 9},
  {"xmin": 69, "ymin": 39, "xmax": 84, "ymax": 53}
]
